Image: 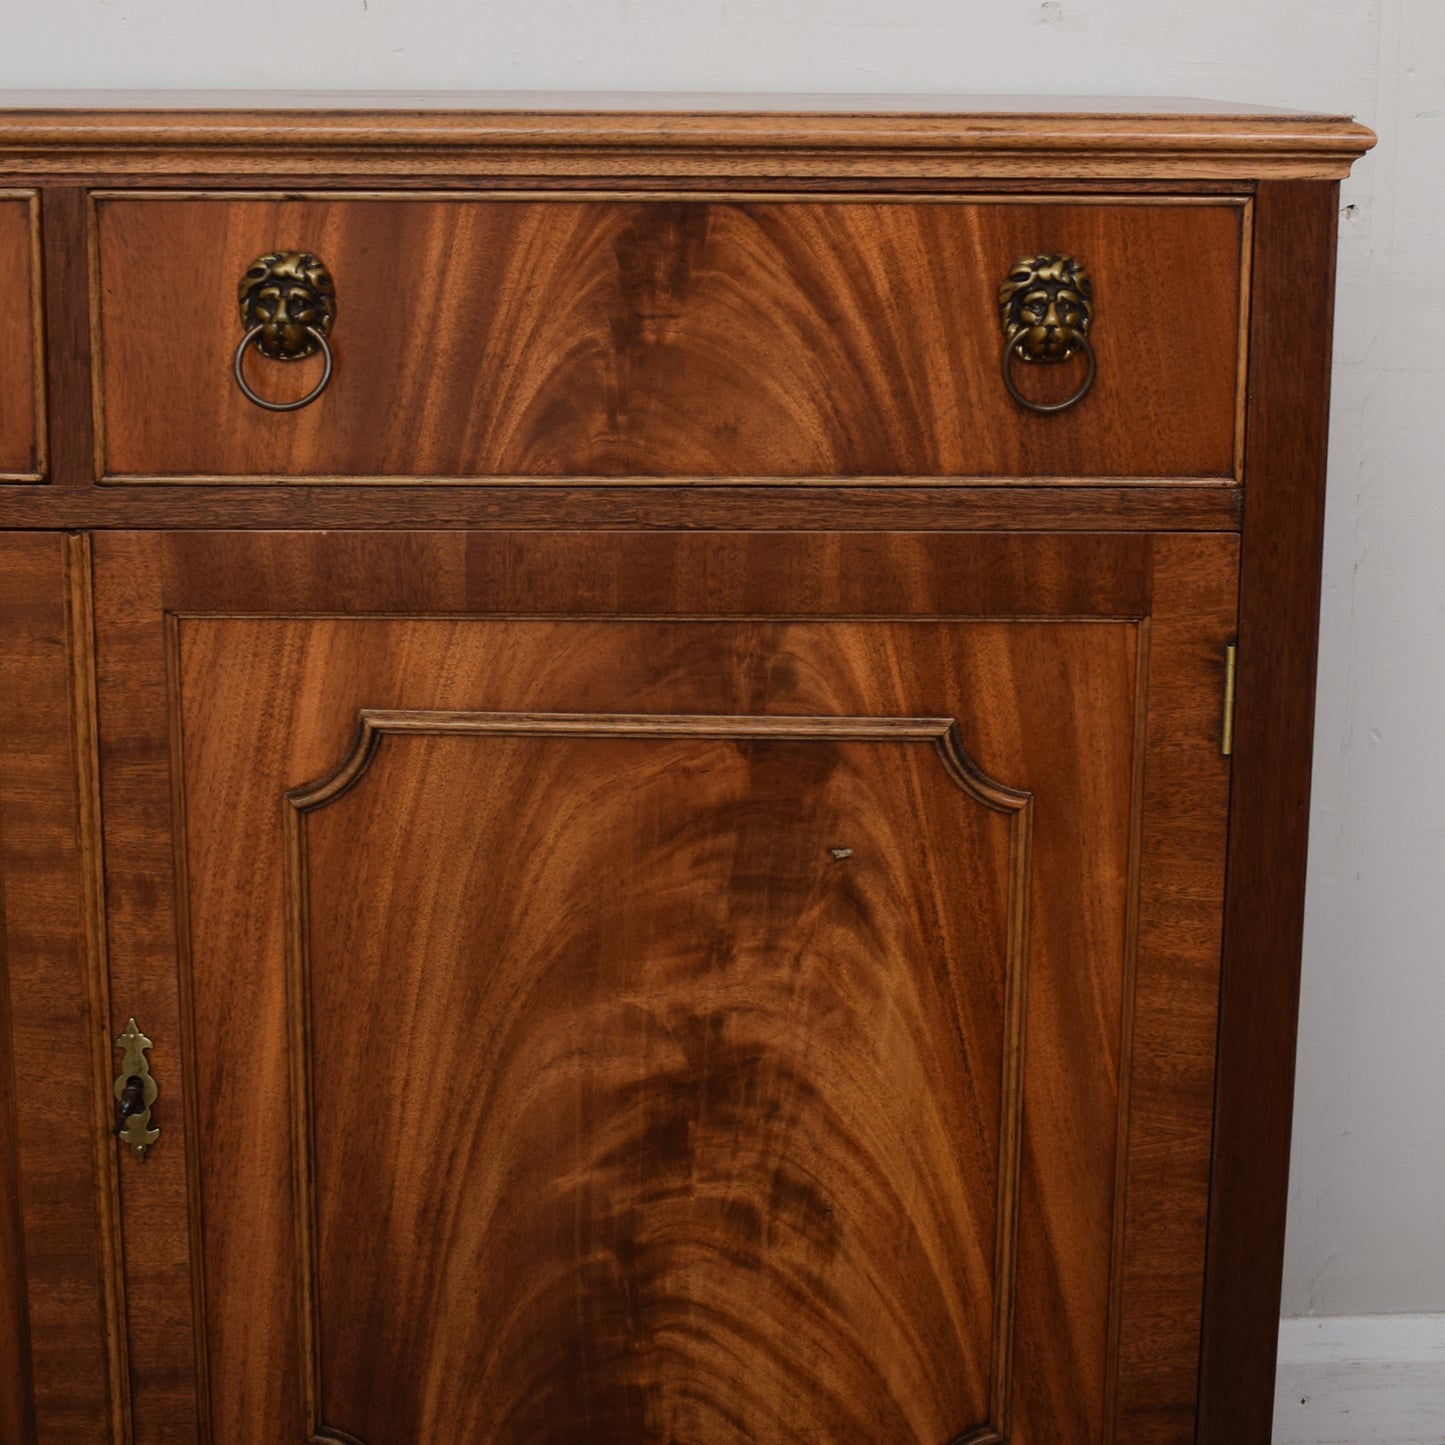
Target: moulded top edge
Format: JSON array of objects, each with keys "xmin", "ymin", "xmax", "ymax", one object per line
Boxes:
[{"xmin": 0, "ymin": 93, "xmax": 1377, "ymax": 180}]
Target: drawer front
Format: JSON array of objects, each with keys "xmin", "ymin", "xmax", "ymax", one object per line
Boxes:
[
  {"xmin": 93, "ymin": 194, "xmax": 1245, "ymax": 483},
  {"xmin": 0, "ymin": 193, "xmax": 43, "ymax": 481}
]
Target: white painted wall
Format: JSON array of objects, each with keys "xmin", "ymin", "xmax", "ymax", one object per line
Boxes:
[{"xmin": 2, "ymin": 0, "xmax": 1439, "ymax": 1322}]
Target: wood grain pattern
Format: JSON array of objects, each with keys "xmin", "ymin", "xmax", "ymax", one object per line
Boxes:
[
  {"xmin": 180, "ymin": 616, "xmax": 1100, "ymax": 1445},
  {"xmin": 165, "ymin": 529, "xmax": 1155, "ymax": 617},
  {"xmin": 40, "ymin": 188, "xmax": 99, "ymax": 491},
  {"xmin": 0, "ymin": 877, "xmax": 34, "ymax": 1445},
  {"xmin": 289, "ymin": 712, "xmax": 1030, "ymax": 1445},
  {"xmin": 89, "ymin": 540, "xmax": 206, "ymax": 1445},
  {"xmin": 94, "ymin": 195, "xmax": 1244, "ymax": 481},
  {"xmin": 1197, "ymin": 182, "xmax": 1343, "ymax": 1445},
  {"xmin": 0, "ymin": 480, "xmax": 1244, "ymax": 533},
  {"xmin": 1108, "ymin": 537, "xmax": 1238, "ymax": 1443},
  {"xmin": 0, "ymin": 100, "xmax": 1376, "ymax": 181},
  {"xmin": 0, "ymin": 103, "xmax": 1374, "ymax": 1441},
  {"xmin": 0, "ymin": 193, "xmax": 43, "ymax": 480},
  {"xmin": 88, "ymin": 528, "xmax": 1236, "ymax": 1444},
  {"xmin": 0, "ymin": 534, "xmax": 116, "ymax": 1443},
  {"xmin": 63, "ymin": 535, "xmax": 131, "ymax": 1445}
]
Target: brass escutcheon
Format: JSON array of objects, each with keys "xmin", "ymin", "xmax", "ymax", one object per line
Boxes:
[
  {"xmin": 113, "ymin": 1017, "xmax": 159, "ymax": 1161},
  {"xmin": 998, "ymin": 253, "xmax": 1096, "ymax": 415}
]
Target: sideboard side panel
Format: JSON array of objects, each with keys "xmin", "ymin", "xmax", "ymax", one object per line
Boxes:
[{"xmin": 1198, "ymin": 179, "xmax": 1342, "ymax": 1445}]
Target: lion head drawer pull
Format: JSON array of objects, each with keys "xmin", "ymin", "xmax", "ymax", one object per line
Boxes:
[
  {"xmin": 233, "ymin": 251, "xmax": 336, "ymax": 412},
  {"xmin": 998, "ymin": 253, "xmax": 1095, "ymax": 415}
]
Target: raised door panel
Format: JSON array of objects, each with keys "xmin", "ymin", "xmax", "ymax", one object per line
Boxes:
[
  {"xmin": 93, "ymin": 196, "xmax": 1244, "ymax": 482},
  {"xmin": 0, "ymin": 194, "xmax": 43, "ymax": 481},
  {"xmin": 295, "ymin": 711, "xmax": 1026, "ymax": 1444},
  {"xmin": 91, "ymin": 531, "xmax": 1235, "ymax": 1445}
]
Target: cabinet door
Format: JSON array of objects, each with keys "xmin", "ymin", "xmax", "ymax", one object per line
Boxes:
[{"xmin": 93, "ymin": 530, "xmax": 1235, "ymax": 1445}]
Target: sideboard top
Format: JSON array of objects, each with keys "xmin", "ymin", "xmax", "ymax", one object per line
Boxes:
[{"xmin": 0, "ymin": 91, "xmax": 1375, "ymax": 181}]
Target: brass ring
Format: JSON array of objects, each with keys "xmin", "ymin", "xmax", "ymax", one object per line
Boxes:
[
  {"xmin": 1001, "ymin": 330, "xmax": 1096, "ymax": 415},
  {"xmin": 233, "ymin": 324, "xmax": 334, "ymax": 412}
]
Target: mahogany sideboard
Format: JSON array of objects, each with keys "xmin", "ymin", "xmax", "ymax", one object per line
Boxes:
[{"xmin": 0, "ymin": 96, "xmax": 1375, "ymax": 1445}]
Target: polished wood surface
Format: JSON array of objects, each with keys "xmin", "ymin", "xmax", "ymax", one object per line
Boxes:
[
  {"xmin": 292, "ymin": 709, "xmax": 1028, "ymax": 1444},
  {"xmin": 0, "ymin": 479, "xmax": 1243, "ymax": 531},
  {"xmin": 0, "ymin": 194, "xmax": 42, "ymax": 480},
  {"xmin": 95, "ymin": 195, "xmax": 1243, "ymax": 482},
  {"xmin": 0, "ymin": 101, "xmax": 1375, "ymax": 1445},
  {"xmin": 0, "ymin": 874, "xmax": 32, "ymax": 1445},
  {"xmin": 0, "ymin": 99, "xmax": 1375, "ymax": 181},
  {"xmin": 91, "ymin": 528, "xmax": 1234, "ymax": 1444},
  {"xmin": 1197, "ymin": 181, "xmax": 1342, "ymax": 1445},
  {"xmin": 39, "ymin": 188, "xmax": 98, "ymax": 497},
  {"xmin": 0, "ymin": 535, "xmax": 120, "ymax": 1444}
]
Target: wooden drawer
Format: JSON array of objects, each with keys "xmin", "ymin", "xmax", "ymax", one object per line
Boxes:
[
  {"xmin": 0, "ymin": 192, "xmax": 43, "ymax": 482},
  {"xmin": 92, "ymin": 193, "xmax": 1246, "ymax": 484}
]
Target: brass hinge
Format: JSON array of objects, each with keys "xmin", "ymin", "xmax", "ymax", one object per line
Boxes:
[{"xmin": 1221, "ymin": 643, "xmax": 1238, "ymax": 756}]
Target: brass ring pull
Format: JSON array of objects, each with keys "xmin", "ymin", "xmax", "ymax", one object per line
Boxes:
[
  {"xmin": 997, "ymin": 252, "xmax": 1095, "ymax": 417},
  {"xmin": 234, "ymin": 250, "xmax": 337, "ymax": 413},
  {"xmin": 1001, "ymin": 329, "xmax": 1096, "ymax": 415},
  {"xmin": 233, "ymin": 324, "xmax": 334, "ymax": 412}
]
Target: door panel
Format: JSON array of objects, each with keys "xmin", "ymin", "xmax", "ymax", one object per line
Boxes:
[
  {"xmin": 92, "ymin": 531, "xmax": 1235, "ymax": 1445},
  {"xmin": 296, "ymin": 712, "xmax": 1026, "ymax": 1444}
]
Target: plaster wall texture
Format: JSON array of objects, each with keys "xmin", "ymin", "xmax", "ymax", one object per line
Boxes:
[{"xmin": 1, "ymin": 0, "xmax": 1437, "ymax": 1320}]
